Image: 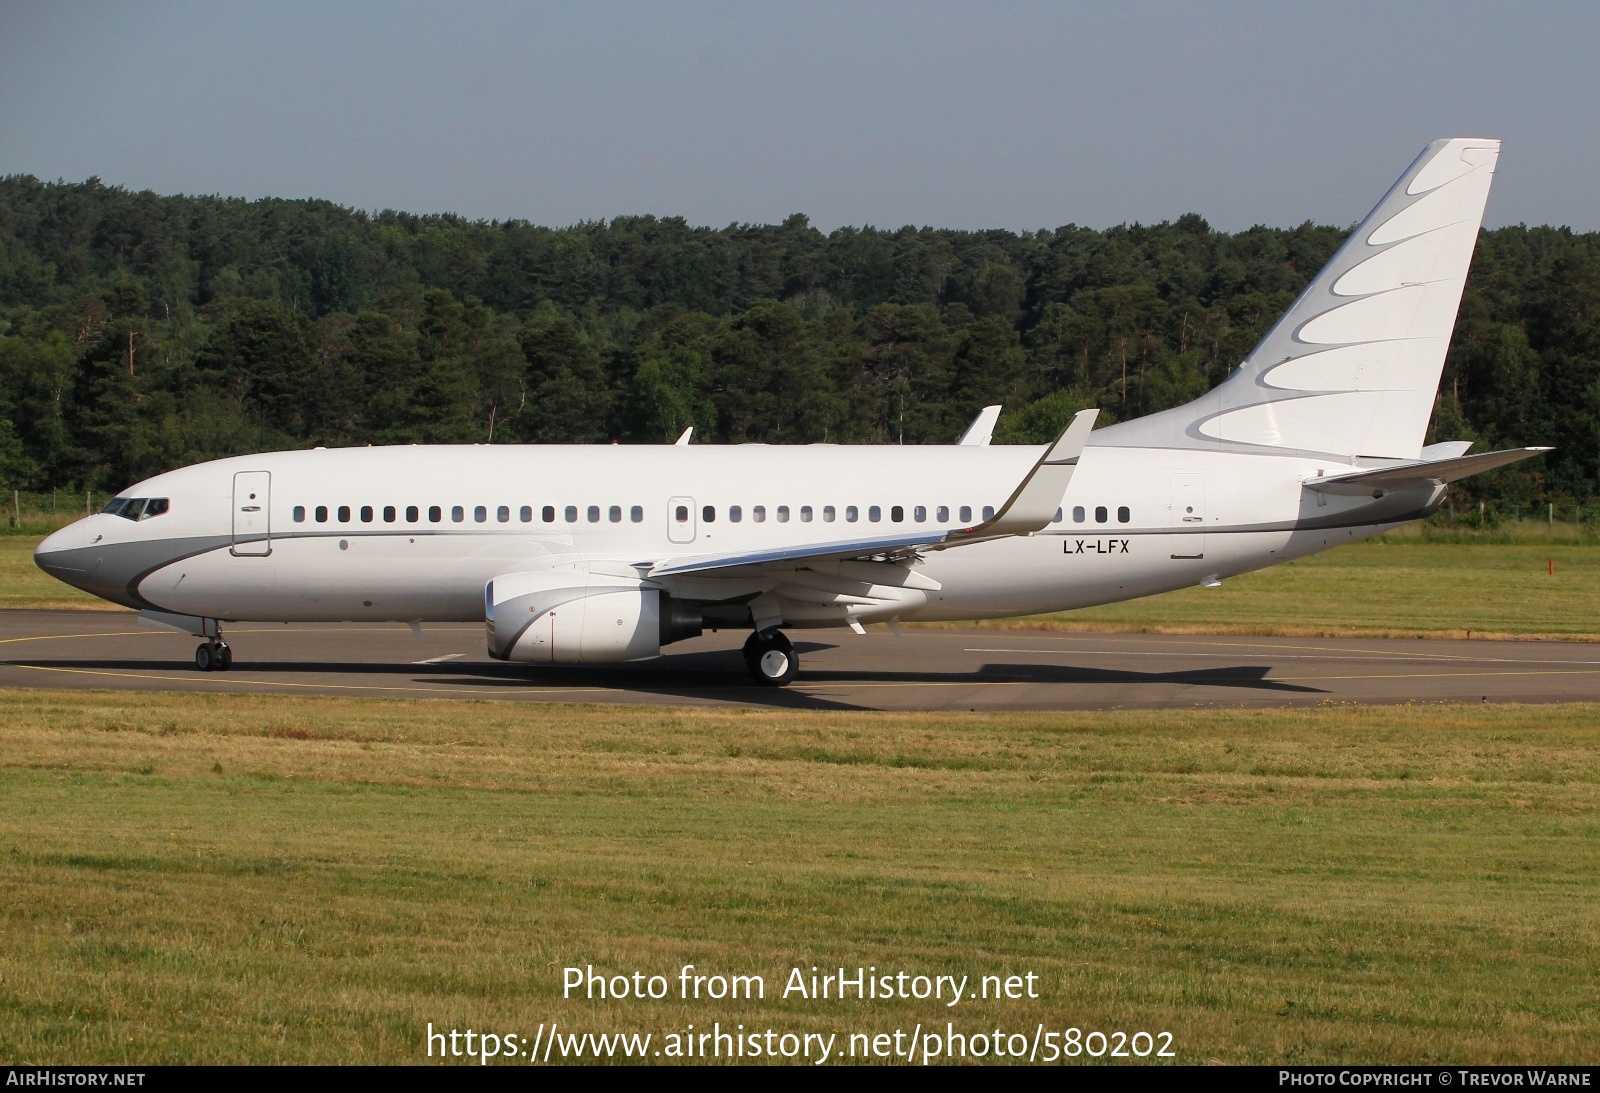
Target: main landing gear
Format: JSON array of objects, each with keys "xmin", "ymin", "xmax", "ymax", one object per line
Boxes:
[
  {"xmin": 194, "ymin": 639, "xmax": 232, "ymax": 672},
  {"xmin": 743, "ymin": 628, "xmax": 798, "ymax": 686}
]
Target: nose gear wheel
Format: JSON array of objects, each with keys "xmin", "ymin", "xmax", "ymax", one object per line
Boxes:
[{"xmin": 194, "ymin": 640, "xmax": 232, "ymax": 672}]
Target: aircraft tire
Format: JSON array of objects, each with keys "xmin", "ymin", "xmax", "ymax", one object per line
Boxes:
[
  {"xmin": 743, "ymin": 630, "xmax": 797, "ymax": 687},
  {"xmin": 194, "ymin": 643, "xmax": 215, "ymax": 672}
]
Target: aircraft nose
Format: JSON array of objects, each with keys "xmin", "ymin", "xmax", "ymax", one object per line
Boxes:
[{"xmin": 34, "ymin": 521, "xmax": 89, "ymax": 578}]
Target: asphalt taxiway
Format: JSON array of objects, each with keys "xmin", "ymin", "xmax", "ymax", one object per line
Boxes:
[{"xmin": 3, "ymin": 609, "xmax": 1598, "ymax": 711}]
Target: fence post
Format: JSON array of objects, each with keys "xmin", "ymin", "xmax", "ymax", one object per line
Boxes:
[
  {"xmin": 1550, "ymin": 502, "xmax": 1555, "ymax": 528},
  {"xmin": 12, "ymin": 489, "xmax": 18, "ymax": 529}
]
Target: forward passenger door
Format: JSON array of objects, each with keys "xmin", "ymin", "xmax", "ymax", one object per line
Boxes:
[{"xmin": 231, "ymin": 471, "xmax": 272, "ymax": 556}]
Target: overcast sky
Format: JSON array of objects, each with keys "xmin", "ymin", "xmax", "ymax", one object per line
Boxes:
[{"xmin": 1, "ymin": 1, "xmax": 1594, "ymax": 233}]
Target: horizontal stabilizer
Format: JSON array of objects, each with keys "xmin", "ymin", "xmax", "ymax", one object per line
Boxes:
[{"xmin": 1305, "ymin": 447, "xmax": 1551, "ymax": 495}]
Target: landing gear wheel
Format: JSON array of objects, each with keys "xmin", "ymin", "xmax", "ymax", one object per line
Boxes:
[
  {"xmin": 742, "ymin": 629, "xmax": 797, "ymax": 687},
  {"xmin": 194, "ymin": 640, "xmax": 232, "ymax": 672}
]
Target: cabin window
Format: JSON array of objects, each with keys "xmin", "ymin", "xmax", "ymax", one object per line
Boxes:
[
  {"xmin": 959, "ymin": 505, "xmax": 972, "ymax": 523},
  {"xmin": 474, "ymin": 505, "xmax": 487, "ymax": 523},
  {"xmin": 913, "ymin": 505, "xmax": 926, "ymax": 522},
  {"xmin": 1072, "ymin": 505, "xmax": 1085, "ymax": 523},
  {"xmin": 451, "ymin": 505, "xmax": 464, "ymax": 523},
  {"xmin": 609, "ymin": 505, "xmax": 622, "ymax": 523},
  {"xmin": 384, "ymin": 505, "xmax": 397, "ymax": 523},
  {"xmin": 702, "ymin": 505, "xmax": 716, "ymax": 523},
  {"xmin": 982, "ymin": 506, "xmax": 995, "ymax": 521},
  {"xmin": 497, "ymin": 505, "xmax": 510, "ymax": 523},
  {"xmin": 338, "ymin": 505, "xmax": 352, "ymax": 522},
  {"xmin": 543, "ymin": 506, "xmax": 556, "ymax": 523},
  {"xmin": 407, "ymin": 505, "xmax": 419, "ymax": 522},
  {"xmin": 293, "ymin": 505, "xmax": 306, "ymax": 523},
  {"xmin": 936, "ymin": 505, "xmax": 949, "ymax": 522},
  {"xmin": 315, "ymin": 505, "xmax": 329, "ymax": 523},
  {"xmin": 520, "ymin": 506, "xmax": 532, "ymax": 523},
  {"xmin": 776, "ymin": 505, "xmax": 790, "ymax": 523},
  {"xmin": 1095, "ymin": 505, "xmax": 1108, "ymax": 522},
  {"xmin": 800, "ymin": 505, "xmax": 813, "ymax": 522},
  {"xmin": 565, "ymin": 505, "xmax": 578, "ymax": 523},
  {"xmin": 890, "ymin": 505, "xmax": 903, "ymax": 522},
  {"xmin": 729, "ymin": 505, "xmax": 742, "ymax": 523},
  {"xmin": 753, "ymin": 505, "xmax": 766, "ymax": 523},
  {"xmin": 587, "ymin": 505, "xmax": 601, "ymax": 523},
  {"xmin": 428, "ymin": 505, "xmax": 442, "ymax": 523},
  {"xmin": 1118, "ymin": 506, "xmax": 1131, "ymax": 523},
  {"xmin": 630, "ymin": 505, "xmax": 643, "ymax": 523},
  {"xmin": 674, "ymin": 505, "xmax": 689, "ymax": 523},
  {"xmin": 822, "ymin": 505, "xmax": 835, "ymax": 523},
  {"xmin": 359, "ymin": 506, "xmax": 373, "ymax": 523},
  {"xmin": 845, "ymin": 505, "xmax": 858, "ymax": 523},
  {"xmin": 1053, "ymin": 508, "xmax": 1063, "ymax": 523}
]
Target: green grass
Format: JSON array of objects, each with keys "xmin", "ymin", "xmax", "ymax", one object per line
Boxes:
[
  {"xmin": 0, "ymin": 536, "xmax": 111, "ymax": 609},
  {"xmin": 2, "ymin": 691, "xmax": 1598, "ymax": 1064},
  {"xmin": 1035, "ymin": 541, "xmax": 1600, "ymax": 640}
]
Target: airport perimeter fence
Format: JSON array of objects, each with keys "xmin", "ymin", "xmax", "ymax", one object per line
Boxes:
[
  {"xmin": 3, "ymin": 489, "xmax": 100, "ymax": 534},
  {"xmin": 1433, "ymin": 499, "xmax": 1600, "ymax": 538}
]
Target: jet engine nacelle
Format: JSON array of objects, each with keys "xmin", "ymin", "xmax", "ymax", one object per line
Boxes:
[{"xmin": 486, "ymin": 568, "xmax": 661, "ymax": 663}]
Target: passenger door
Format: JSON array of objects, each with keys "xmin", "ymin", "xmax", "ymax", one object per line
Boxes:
[
  {"xmin": 667, "ymin": 496, "xmax": 696, "ymax": 544},
  {"xmin": 232, "ymin": 471, "xmax": 272, "ymax": 556}
]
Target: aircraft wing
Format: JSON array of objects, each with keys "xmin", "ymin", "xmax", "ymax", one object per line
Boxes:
[
  {"xmin": 646, "ymin": 410, "xmax": 1099, "ymax": 579},
  {"xmin": 1304, "ymin": 446, "xmax": 1551, "ymax": 495}
]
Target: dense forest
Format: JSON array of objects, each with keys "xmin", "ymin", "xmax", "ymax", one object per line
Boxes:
[{"xmin": 1, "ymin": 175, "xmax": 1596, "ymax": 508}]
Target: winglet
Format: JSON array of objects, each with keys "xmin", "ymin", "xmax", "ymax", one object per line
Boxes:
[
  {"xmin": 957, "ymin": 405, "xmax": 1002, "ymax": 446},
  {"xmin": 675, "ymin": 427, "xmax": 693, "ymax": 446},
  {"xmin": 947, "ymin": 409, "xmax": 1098, "ymax": 541}
]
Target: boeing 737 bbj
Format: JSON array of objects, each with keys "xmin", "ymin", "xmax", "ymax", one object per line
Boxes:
[{"xmin": 35, "ymin": 139, "xmax": 1547, "ymax": 685}]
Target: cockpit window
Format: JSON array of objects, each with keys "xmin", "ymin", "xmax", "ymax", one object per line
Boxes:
[{"xmin": 100, "ymin": 497, "xmax": 170, "ymax": 521}]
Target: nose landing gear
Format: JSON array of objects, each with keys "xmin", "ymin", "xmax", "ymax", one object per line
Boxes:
[
  {"xmin": 742, "ymin": 628, "xmax": 797, "ymax": 686},
  {"xmin": 194, "ymin": 640, "xmax": 232, "ymax": 672}
]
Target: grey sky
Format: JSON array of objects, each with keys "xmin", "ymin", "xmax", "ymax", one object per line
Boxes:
[{"xmin": 1, "ymin": 1, "xmax": 1594, "ymax": 233}]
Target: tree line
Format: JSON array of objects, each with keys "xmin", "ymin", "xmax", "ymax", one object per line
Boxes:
[{"xmin": 1, "ymin": 174, "xmax": 1596, "ymax": 507}]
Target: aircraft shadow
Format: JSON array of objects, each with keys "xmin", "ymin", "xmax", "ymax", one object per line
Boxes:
[{"xmin": 11, "ymin": 641, "xmax": 1324, "ymax": 712}]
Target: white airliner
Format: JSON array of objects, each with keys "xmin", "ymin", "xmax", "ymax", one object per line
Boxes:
[{"xmin": 35, "ymin": 138, "xmax": 1547, "ymax": 685}]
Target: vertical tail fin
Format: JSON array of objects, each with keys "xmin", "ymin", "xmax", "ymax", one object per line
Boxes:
[{"xmin": 1095, "ymin": 138, "xmax": 1500, "ymax": 460}]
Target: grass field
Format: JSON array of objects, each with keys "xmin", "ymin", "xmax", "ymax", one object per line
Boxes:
[
  {"xmin": 2, "ymin": 690, "xmax": 1597, "ymax": 1064},
  {"xmin": 1043, "ymin": 540, "xmax": 1600, "ymax": 640},
  {"xmin": 6, "ymin": 532, "xmax": 1599, "ymax": 639},
  {"xmin": 0, "ymin": 536, "xmax": 110, "ymax": 610}
]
